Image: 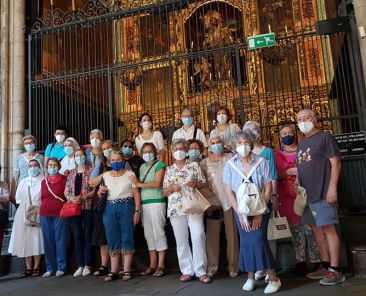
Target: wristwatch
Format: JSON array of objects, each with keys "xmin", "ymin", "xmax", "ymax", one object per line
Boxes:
[{"xmin": 135, "ymin": 209, "xmax": 142, "ymax": 213}]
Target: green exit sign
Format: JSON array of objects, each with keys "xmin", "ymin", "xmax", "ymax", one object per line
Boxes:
[{"xmin": 247, "ymin": 33, "xmax": 276, "ymax": 50}]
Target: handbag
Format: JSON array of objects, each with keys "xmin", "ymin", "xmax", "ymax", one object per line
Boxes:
[
  {"xmin": 267, "ymin": 213, "xmax": 292, "ymax": 240},
  {"xmin": 294, "ymin": 185, "xmax": 307, "ymax": 216},
  {"xmin": 182, "ymin": 188, "xmax": 211, "ymax": 214},
  {"xmin": 45, "ymin": 180, "xmax": 81, "ymax": 218},
  {"xmin": 24, "ymin": 185, "xmax": 40, "ymax": 227},
  {"xmin": 197, "ymin": 187, "xmax": 221, "ymax": 209},
  {"xmin": 94, "ymin": 177, "xmax": 107, "ymax": 213},
  {"xmin": 60, "ymin": 202, "xmax": 81, "ymax": 218}
]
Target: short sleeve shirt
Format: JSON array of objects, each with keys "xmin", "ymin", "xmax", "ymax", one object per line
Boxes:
[
  {"xmin": 223, "ymin": 153, "xmax": 272, "ymax": 195},
  {"xmin": 297, "ymin": 131, "xmax": 340, "ymax": 203},
  {"xmin": 163, "ymin": 161, "xmax": 206, "ymax": 217},
  {"xmin": 45, "ymin": 142, "xmax": 66, "ymax": 160},
  {"xmin": 139, "ymin": 161, "xmax": 165, "ymax": 203},
  {"xmin": 103, "ymin": 171, "xmax": 136, "ymax": 201},
  {"xmin": 172, "ymin": 125, "xmax": 208, "ymax": 147},
  {"xmin": 135, "ymin": 131, "xmax": 166, "ymax": 154},
  {"xmin": 258, "ymin": 147, "xmax": 278, "ymax": 180}
]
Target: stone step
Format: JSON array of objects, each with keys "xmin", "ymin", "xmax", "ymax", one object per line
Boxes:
[{"xmin": 349, "ymin": 245, "xmax": 366, "ymax": 276}]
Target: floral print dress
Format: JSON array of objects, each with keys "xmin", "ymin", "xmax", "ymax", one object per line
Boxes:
[{"xmin": 163, "ymin": 160, "xmax": 206, "ymax": 218}]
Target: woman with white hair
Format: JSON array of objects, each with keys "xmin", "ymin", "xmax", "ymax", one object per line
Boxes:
[
  {"xmin": 59, "ymin": 137, "xmax": 80, "ymax": 176},
  {"xmin": 223, "ymin": 130, "xmax": 281, "ymax": 293},
  {"xmin": 8, "ymin": 159, "xmax": 44, "ymax": 277},
  {"xmin": 163, "ymin": 138, "xmax": 211, "ymax": 284},
  {"xmin": 86, "ymin": 129, "xmax": 104, "ymax": 166}
]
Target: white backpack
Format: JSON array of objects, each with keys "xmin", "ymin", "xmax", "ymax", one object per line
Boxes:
[{"xmin": 228, "ymin": 158, "xmax": 267, "ymax": 216}]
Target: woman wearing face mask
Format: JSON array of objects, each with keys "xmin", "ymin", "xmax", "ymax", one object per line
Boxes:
[
  {"xmin": 90, "ymin": 151, "xmax": 141, "ymax": 282},
  {"xmin": 135, "ymin": 113, "xmax": 166, "ymax": 162},
  {"xmin": 187, "ymin": 139, "xmax": 204, "ymax": 163},
  {"xmin": 64, "ymin": 149, "xmax": 96, "ymax": 277},
  {"xmin": 89, "ymin": 140, "xmax": 115, "ymax": 276},
  {"xmin": 120, "ymin": 139, "xmax": 145, "ymax": 177},
  {"xmin": 13, "ymin": 135, "xmax": 44, "ymax": 188},
  {"xmin": 210, "ymin": 106, "xmax": 241, "ymax": 152},
  {"xmin": 172, "ymin": 108, "xmax": 208, "ymax": 155},
  {"xmin": 86, "ymin": 129, "xmax": 104, "ymax": 166},
  {"xmin": 274, "ymin": 126, "xmax": 321, "ymax": 274},
  {"xmin": 59, "ymin": 137, "xmax": 80, "ymax": 176},
  {"xmin": 223, "ymin": 130, "xmax": 281, "ymax": 294},
  {"xmin": 200, "ymin": 136, "xmax": 239, "ymax": 278},
  {"xmin": 39, "ymin": 158, "xmax": 69, "ymax": 278},
  {"xmin": 8, "ymin": 159, "xmax": 44, "ymax": 277},
  {"xmin": 163, "ymin": 138, "xmax": 211, "ymax": 284},
  {"xmin": 130, "ymin": 143, "xmax": 167, "ymax": 277}
]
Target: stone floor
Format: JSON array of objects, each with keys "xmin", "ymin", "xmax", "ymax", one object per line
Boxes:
[{"xmin": 0, "ymin": 271, "xmax": 364, "ymax": 296}]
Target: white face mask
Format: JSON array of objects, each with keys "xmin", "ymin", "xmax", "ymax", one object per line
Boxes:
[
  {"xmin": 216, "ymin": 114, "xmax": 227, "ymax": 123},
  {"xmin": 55, "ymin": 134, "xmax": 66, "ymax": 143},
  {"xmin": 236, "ymin": 144, "xmax": 251, "ymax": 158},
  {"xmin": 173, "ymin": 150, "xmax": 187, "ymax": 161},
  {"xmin": 90, "ymin": 138, "xmax": 101, "ymax": 148},
  {"xmin": 298, "ymin": 121, "xmax": 314, "ymax": 134},
  {"xmin": 103, "ymin": 148, "xmax": 113, "ymax": 159},
  {"xmin": 141, "ymin": 121, "xmax": 152, "ymax": 131}
]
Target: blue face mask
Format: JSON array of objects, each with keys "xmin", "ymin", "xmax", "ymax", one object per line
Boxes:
[
  {"xmin": 48, "ymin": 167, "xmax": 58, "ymax": 176},
  {"xmin": 75, "ymin": 156, "xmax": 86, "ymax": 166},
  {"xmin": 182, "ymin": 117, "xmax": 193, "ymax": 126},
  {"xmin": 28, "ymin": 167, "xmax": 41, "ymax": 177},
  {"xmin": 281, "ymin": 135, "xmax": 296, "ymax": 146},
  {"xmin": 210, "ymin": 143, "xmax": 224, "ymax": 155},
  {"xmin": 121, "ymin": 146, "xmax": 133, "ymax": 157},
  {"xmin": 188, "ymin": 149, "xmax": 201, "ymax": 159},
  {"xmin": 24, "ymin": 144, "xmax": 36, "ymax": 152},
  {"xmin": 110, "ymin": 161, "xmax": 125, "ymax": 171},
  {"xmin": 64, "ymin": 146, "xmax": 74, "ymax": 156},
  {"xmin": 142, "ymin": 152, "xmax": 155, "ymax": 163}
]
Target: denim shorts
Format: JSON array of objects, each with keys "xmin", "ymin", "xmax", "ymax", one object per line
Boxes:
[
  {"xmin": 103, "ymin": 198, "xmax": 135, "ymax": 255},
  {"xmin": 301, "ymin": 199, "xmax": 339, "ymax": 227}
]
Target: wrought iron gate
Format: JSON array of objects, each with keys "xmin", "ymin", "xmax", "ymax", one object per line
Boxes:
[{"xmin": 27, "ymin": 0, "xmax": 366, "ymax": 210}]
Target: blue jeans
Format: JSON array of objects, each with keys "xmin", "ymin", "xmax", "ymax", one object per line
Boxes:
[
  {"xmin": 40, "ymin": 216, "xmax": 69, "ymax": 273},
  {"xmin": 103, "ymin": 199, "xmax": 135, "ymax": 255},
  {"xmin": 68, "ymin": 210, "xmax": 94, "ymax": 267}
]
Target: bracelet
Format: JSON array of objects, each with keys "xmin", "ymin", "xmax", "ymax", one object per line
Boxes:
[{"xmin": 135, "ymin": 209, "xmax": 142, "ymax": 213}]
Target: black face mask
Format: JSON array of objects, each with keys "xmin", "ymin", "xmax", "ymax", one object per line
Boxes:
[{"xmin": 281, "ymin": 135, "xmax": 296, "ymax": 146}]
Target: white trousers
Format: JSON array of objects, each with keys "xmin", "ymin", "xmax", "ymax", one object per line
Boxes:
[
  {"xmin": 142, "ymin": 203, "xmax": 168, "ymax": 251},
  {"xmin": 170, "ymin": 213, "xmax": 207, "ymax": 277}
]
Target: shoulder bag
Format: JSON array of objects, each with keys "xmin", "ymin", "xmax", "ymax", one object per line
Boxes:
[{"xmin": 24, "ymin": 185, "xmax": 40, "ymax": 227}]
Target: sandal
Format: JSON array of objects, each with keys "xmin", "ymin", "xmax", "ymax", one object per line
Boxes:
[
  {"xmin": 19, "ymin": 269, "xmax": 33, "ymax": 278},
  {"xmin": 140, "ymin": 267, "xmax": 156, "ymax": 276},
  {"xmin": 122, "ymin": 271, "xmax": 132, "ymax": 281},
  {"xmin": 94, "ymin": 266, "xmax": 109, "ymax": 276},
  {"xmin": 104, "ymin": 272, "xmax": 119, "ymax": 282},
  {"xmin": 180, "ymin": 274, "xmax": 192, "ymax": 282},
  {"xmin": 153, "ymin": 267, "xmax": 165, "ymax": 277},
  {"xmin": 199, "ymin": 274, "xmax": 212, "ymax": 284},
  {"xmin": 32, "ymin": 269, "xmax": 40, "ymax": 277}
]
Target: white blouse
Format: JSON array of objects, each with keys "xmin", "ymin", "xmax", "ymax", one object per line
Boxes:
[
  {"xmin": 103, "ymin": 171, "xmax": 136, "ymax": 201},
  {"xmin": 135, "ymin": 130, "xmax": 166, "ymax": 154}
]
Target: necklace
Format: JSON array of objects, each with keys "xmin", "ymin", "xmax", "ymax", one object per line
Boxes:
[{"xmin": 283, "ymin": 146, "xmax": 297, "ymax": 153}]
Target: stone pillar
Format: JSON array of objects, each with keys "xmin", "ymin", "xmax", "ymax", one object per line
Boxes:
[
  {"xmin": 0, "ymin": 0, "xmax": 25, "ymax": 181},
  {"xmin": 354, "ymin": 0, "xmax": 366, "ymax": 88}
]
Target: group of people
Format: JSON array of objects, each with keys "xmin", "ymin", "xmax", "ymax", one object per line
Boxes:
[{"xmin": 0, "ymin": 106, "xmax": 344, "ymax": 294}]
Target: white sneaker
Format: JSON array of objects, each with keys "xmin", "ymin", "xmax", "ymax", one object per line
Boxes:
[
  {"xmin": 265, "ymin": 274, "xmax": 270, "ymax": 283},
  {"xmin": 255, "ymin": 271, "xmax": 266, "ymax": 281},
  {"xmin": 74, "ymin": 267, "xmax": 84, "ymax": 277},
  {"xmin": 242, "ymin": 278, "xmax": 256, "ymax": 291},
  {"xmin": 56, "ymin": 271, "xmax": 65, "ymax": 277},
  {"xmin": 264, "ymin": 279, "xmax": 282, "ymax": 294},
  {"xmin": 42, "ymin": 271, "xmax": 53, "ymax": 278},
  {"xmin": 82, "ymin": 266, "xmax": 92, "ymax": 277}
]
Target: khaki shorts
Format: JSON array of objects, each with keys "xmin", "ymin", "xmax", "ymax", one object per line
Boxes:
[{"xmin": 301, "ymin": 199, "xmax": 339, "ymax": 227}]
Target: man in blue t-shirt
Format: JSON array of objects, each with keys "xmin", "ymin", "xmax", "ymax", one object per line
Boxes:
[{"xmin": 44, "ymin": 124, "xmax": 68, "ymax": 163}]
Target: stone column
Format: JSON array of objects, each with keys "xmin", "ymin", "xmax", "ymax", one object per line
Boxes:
[
  {"xmin": 354, "ymin": 0, "xmax": 366, "ymax": 88},
  {"xmin": 0, "ymin": 0, "xmax": 10, "ymax": 181}
]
